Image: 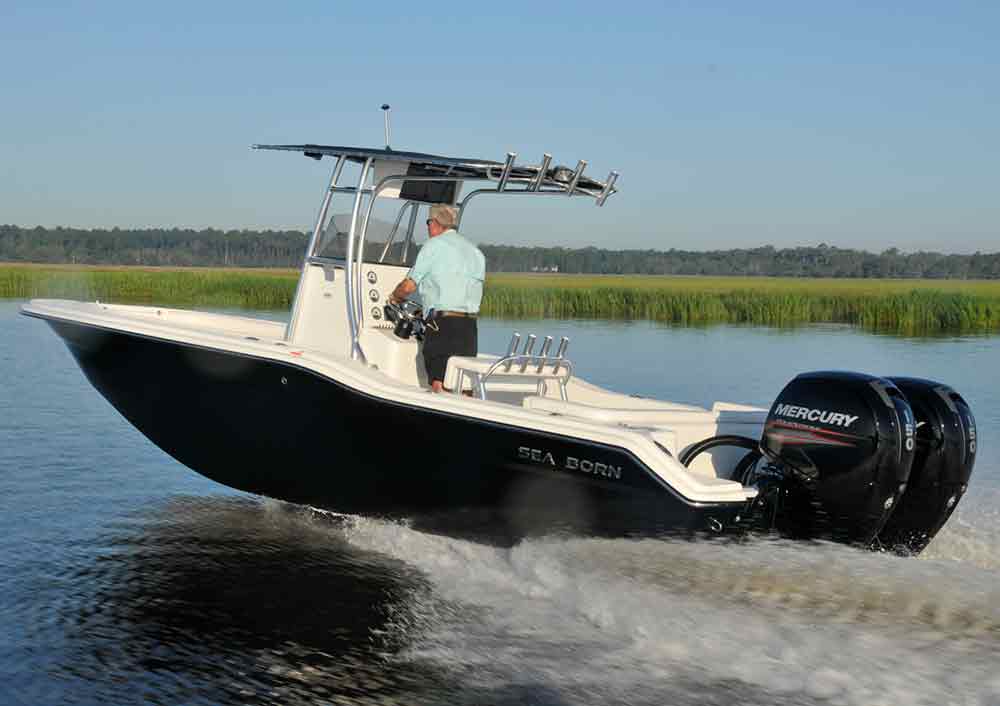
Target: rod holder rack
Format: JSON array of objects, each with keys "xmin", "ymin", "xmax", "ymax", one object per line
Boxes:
[
  {"xmin": 451, "ymin": 332, "xmax": 573, "ymax": 400},
  {"xmin": 482, "ymin": 153, "xmax": 613, "ymax": 205}
]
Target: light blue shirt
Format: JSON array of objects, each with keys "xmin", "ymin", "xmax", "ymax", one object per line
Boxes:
[{"xmin": 408, "ymin": 229, "xmax": 485, "ymax": 314}]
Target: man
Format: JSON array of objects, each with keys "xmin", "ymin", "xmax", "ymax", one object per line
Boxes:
[{"xmin": 389, "ymin": 204, "xmax": 485, "ymax": 393}]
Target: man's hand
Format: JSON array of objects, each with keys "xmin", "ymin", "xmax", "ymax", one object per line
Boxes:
[{"xmin": 390, "ymin": 278, "xmax": 417, "ymax": 305}]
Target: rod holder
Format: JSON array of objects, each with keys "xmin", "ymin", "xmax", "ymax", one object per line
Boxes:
[
  {"xmin": 381, "ymin": 104, "xmax": 391, "ymax": 150},
  {"xmin": 519, "ymin": 334, "xmax": 537, "ymax": 372},
  {"xmin": 552, "ymin": 336, "xmax": 570, "ymax": 373},
  {"xmin": 497, "ymin": 152, "xmax": 517, "ymax": 191},
  {"xmin": 596, "ymin": 170, "xmax": 619, "ymax": 206},
  {"xmin": 530, "ymin": 154, "xmax": 552, "ymax": 192},
  {"xmin": 503, "ymin": 332, "xmax": 521, "ymax": 371},
  {"xmin": 565, "ymin": 160, "xmax": 587, "ymax": 196},
  {"xmin": 536, "ymin": 336, "xmax": 553, "ymax": 372}
]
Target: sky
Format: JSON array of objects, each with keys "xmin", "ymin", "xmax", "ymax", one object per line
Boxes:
[{"xmin": 1, "ymin": 1, "xmax": 997, "ymax": 253}]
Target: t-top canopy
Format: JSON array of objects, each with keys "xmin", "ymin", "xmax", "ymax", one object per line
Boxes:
[{"xmin": 252, "ymin": 143, "xmax": 618, "ymax": 204}]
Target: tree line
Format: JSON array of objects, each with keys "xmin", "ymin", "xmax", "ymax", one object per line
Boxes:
[{"xmin": 2, "ymin": 225, "xmax": 998, "ymax": 279}]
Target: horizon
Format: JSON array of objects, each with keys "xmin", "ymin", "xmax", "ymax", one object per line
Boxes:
[{"xmin": 2, "ymin": 2, "xmax": 997, "ymax": 253}]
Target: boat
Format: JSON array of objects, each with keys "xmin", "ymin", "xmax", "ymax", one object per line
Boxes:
[{"xmin": 21, "ymin": 116, "xmax": 977, "ymax": 553}]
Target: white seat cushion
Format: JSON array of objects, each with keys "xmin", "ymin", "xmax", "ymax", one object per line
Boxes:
[{"xmin": 443, "ymin": 355, "xmax": 499, "ymax": 389}]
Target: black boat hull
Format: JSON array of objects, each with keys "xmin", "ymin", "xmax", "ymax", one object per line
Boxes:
[{"xmin": 47, "ymin": 319, "xmax": 746, "ymax": 540}]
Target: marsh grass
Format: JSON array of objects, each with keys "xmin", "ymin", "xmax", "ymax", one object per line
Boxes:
[
  {"xmin": 481, "ymin": 275, "xmax": 1000, "ymax": 334},
  {"xmin": 4, "ymin": 265, "xmax": 999, "ymax": 334},
  {"xmin": 480, "ymin": 283, "xmax": 1000, "ymax": 334},
  {"xmin": 0, "ymin": 263, "xmax": 297, "ymax": 309}
]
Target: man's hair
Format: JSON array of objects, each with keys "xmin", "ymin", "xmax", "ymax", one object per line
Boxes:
[{"xmin": 429, "ymin": 204, "xmax": 458, "ymax": 229}]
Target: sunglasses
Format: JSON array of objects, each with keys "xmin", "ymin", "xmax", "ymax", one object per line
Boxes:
[{"xmin": 426, "ymin": 218, "xmax": 437, "ymax": 226}]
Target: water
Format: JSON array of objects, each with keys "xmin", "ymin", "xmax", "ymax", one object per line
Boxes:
[{"xmin": 2, "ymin": 301, "xmax": 998, "ymax": 705}]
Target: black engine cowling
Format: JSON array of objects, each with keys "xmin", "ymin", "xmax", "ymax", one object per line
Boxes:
[
  {"xmin": 875, "ymin": 378, "xmax": 977, "ymax": 554},
  {"xmin": 758, "ymin": 371, "xmax": 917, "ymax": 546},
  {"xmin": 677, "ymin": 370, "xmax": 976, "ymax": 554}
]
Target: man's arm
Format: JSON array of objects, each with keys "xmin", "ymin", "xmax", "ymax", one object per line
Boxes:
[{"xmin": 389, "ymin": 277, "xmax": 417, "ymax": 304}]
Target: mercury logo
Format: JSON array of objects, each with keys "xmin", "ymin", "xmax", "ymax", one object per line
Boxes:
[{"xmin": 774, "ymin": 404, "xmax": 859, "ymax": 428}]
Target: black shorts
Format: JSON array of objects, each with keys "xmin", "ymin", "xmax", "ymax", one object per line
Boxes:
[{"xmin": 421, "ymin": 316, "xmax": 478, "ymax": 385}]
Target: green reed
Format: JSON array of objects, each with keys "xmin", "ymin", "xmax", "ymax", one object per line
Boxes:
[
  {"xmin": 0, "ymin": 266, "xmax": 297, "ymax": 309},
  {"xmin": 4, "ymin": 266, "xmax": 999, "ymax": 334},
  {"xmin": 479, "ymin": 284, "xmax": 1000, "ymax": 334}
]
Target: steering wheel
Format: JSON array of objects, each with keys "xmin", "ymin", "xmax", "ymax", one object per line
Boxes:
[{"xmin": 383, "ymin": 300, "xmax": 426, "ymax": 340}]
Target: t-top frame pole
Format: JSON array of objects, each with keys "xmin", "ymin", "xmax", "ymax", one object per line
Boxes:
[
  {"xmin": 344, "ymin": 157, "xmax": 373, "ymax": 363},
  {"xmin": 286, "ymin": 156, "xmax": 345, "ymax": 342}
]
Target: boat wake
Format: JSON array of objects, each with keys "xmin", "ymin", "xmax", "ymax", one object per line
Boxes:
[
  {"xmin": 921, "ymin": 492, "xmax": 1000, "ymax": 571},
  {"xmin": 325, "ymin": 492, "xmax": 1000, "ymax": 706}
]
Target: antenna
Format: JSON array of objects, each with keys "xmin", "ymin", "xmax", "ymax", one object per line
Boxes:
[{"xmin": 381, "ymin": 104, "xmax": 391, "ymax": 150}]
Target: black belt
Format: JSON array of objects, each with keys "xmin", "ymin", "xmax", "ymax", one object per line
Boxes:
[{"xmin": 434, "ymin": 310, "xmax": 477, "ymax": 319}]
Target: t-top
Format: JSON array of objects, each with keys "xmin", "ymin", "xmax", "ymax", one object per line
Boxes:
[{"xmin": 407, "ymin": 229, "xmax": 485, "ymax": 314}]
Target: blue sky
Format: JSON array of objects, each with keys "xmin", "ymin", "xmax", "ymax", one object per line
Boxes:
[{"xmin": 1, "ymin": 1, "xmax": 996, "ymax": 252}]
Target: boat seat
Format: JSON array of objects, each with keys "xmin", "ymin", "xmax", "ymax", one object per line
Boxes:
[{"xmin": 444, "ymin": 354, "xmax": 572, "ymax": 400}]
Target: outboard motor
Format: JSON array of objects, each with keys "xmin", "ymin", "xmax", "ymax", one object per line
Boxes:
[
  {"xmin": 687, "ymin": 370, "xmax": 975, "ymax": 554},
  {"xmin": 757, "ymin": 371, "xmax": 917, "ymax": 546},
  {"xmin": 876, "ymin": 378, "xmax": 977, "ymax": 554}
]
